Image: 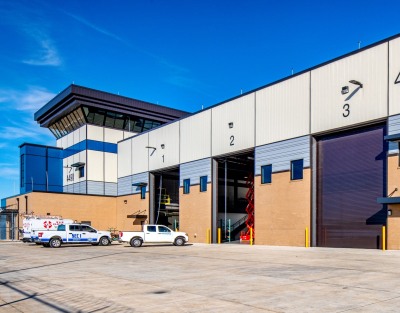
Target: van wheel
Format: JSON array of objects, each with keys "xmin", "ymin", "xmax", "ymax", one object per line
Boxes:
[
  {"xmin": 130, "ymin": 237, "xmax": 143, "ymax": 247},
  {"xmin": 99, "ymin": 237, "xmax": 110, "ymax": 246},
  {"xmin": 49, "ymin": 238, "xmax": 61, "ymax": 248},
  {"xmin": 174, "ymin": 237, "xmax": 185, "ymax": 246}
]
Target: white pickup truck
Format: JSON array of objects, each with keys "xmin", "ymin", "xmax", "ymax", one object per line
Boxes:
[
  {"xmin": 33, "ymin": 223, "xmax": 112, "ymax": 248},
  {"xmin": 119, "ymin": 225, "xmax": 188, "ymax": 247}
]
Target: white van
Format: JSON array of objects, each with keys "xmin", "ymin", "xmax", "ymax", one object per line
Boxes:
[{"xmin": 22, "ymin": 215, "xmax": 74, "ymax": 242}]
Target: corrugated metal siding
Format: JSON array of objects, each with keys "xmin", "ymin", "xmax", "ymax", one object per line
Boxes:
[
  {"xmin": 256, "ymin": 72, "xmax": 310, "ymax": 146},
  {"xmin": 211, "ymin": 93, "xmax": 255, "ymax": 157},
  {"xmin": 131, "ymin": 172, "xmax": 149, "ymax": 194},
  {"xmin": 105, "ymin": 182, "xmax": 117, "ymax": 196},
  {"xmin": 388, "ymin": 115, "xmax": 400, "ymax": 153},
  {"xmin": 255, "ymin": 136, "xmax": 310, "ymax": 175},
  {"xmin": 180, "ymin": 110, "xmax": 212, "ymax": 164},
  {"xmin": 311, "ymin": 43, "xmax": 388, "ymax": 134},
  {"xmin": 63, "ymin": 181, "xmax": 87, "ymax": 194},
  {"xmin": 389, "ymin": 37, "xmax": 400, "ymax": 115},
  {"xmin": 118, "ymin": 176, "xmax": 132, "ymax": 196},
  {"xmin": 87, "ymin": 181, "xmax": 104, "ymax": 195},
  {"xmin": 180, "ymin": 158, "xmax": 212, "ymax": 186}
]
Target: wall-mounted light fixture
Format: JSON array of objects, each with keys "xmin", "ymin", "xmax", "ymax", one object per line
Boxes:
[
  {"xmin": 124, "ymin": 200, "xmax": 127, "ymax": 204},
  {"xmin": 228, "ymin": 122, "xmax": 234, "ymax": 128},
  {"xmin": 349, "ymin": 80, "xmax": 363, "ymax": 88},
  {"xmin": 145, "ymin": 146, "xmax": 156, "ymax": 156},
  {"xmin": 388, "ymin": 209, "xmax": 392, "ymax": 216},
  {"xmin": 341, "ymin": 86, "xmax": 349, "ymax": 95},
  {"xmin": 161, "ymin": 144, "xmax": 165, "ymax": 149}
]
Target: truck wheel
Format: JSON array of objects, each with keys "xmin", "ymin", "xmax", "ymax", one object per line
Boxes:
[
  {"xmin": 99, "ymin": 236, "xmax": 110, "ymax": 246},
  {"xmin": 49, "ymin": 238, "xmax": 61, "ymax": 248},
  {"xmin": 130, "ymin": 237, "xmax": 142, "ymax": 247},
  {"xmin": 174, "ymin": 237, "xmax": 185, "ymax": 246}
]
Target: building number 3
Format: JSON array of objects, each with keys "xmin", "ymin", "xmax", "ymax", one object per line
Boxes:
[{"xmin": 343, "ymin": 104, "xmax": 350, "ymax": 117}]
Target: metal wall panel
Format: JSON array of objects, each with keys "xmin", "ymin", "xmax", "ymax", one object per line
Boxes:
[
  {"xmin": 180, "ymin": 158, "xmax": 212, "ymax": 186},
  {"xmin": 388, "ymin": 114, "xmax": 400, "ymax": 153},
  {"xmin": 87, "ymin": 150, "xmax": 104, "ymax": 181},
  {"xmin": 117, "ymin": 139, "xmax": 132, "ymax": 178},
  {"xmin": 389, "ymin": 37, "xmax": 400, "ymax": 115},
  {"xmin": 180, "ymin": 110, "xmax": 211, "ymax": 164},
  {"xmin": 87, "ymin": 125, "xmax": 104, "ymax": 141},
  {"xmin": 80, "ymin": 125, "xmax": 87, "ymax": 143},
  {"xmin": 256, "ymin": 72, "xmax": 310, "ymax": 146},
  {"xmin": 104, "ymin": 128, "xmax": 124, "ymax": 143},
  {"xmin": 211, "ymin": 93, "xmax": 255, "ymax": 157},
  {"xmin": 311, "ymin": 43, "xmax": 388, "ymax": 134},
  {"xmin": 148, "ymin": 122, "xmax": 180, "ymax": 171},
  {"xmin": 131, "ymin": 133, "xmax": 149, "ymax": 175},
  {"xmin": 105, "ymin": 182, "xmax": 117, "ymax": 196},
  {"xmin": 87, "ymin": 181, "xmax": 104, "ymax": 195},
  {"xmin": 118, "ymin": 176, "xmax": 131, "ymax": 196},
  {"xmin": 123, "ymin": 131, "xmax": 137, "ymax": 140},
  {"xmin": 131, "ymin": 172, "xmax": 149, "ymax": 194},
  {"xmin": 104, "ymin": 153, "xmax": 117, "ymax": 183},
  {"xmin": 255, "ymin": 136, "xmax": 310, "ymax": 175}
]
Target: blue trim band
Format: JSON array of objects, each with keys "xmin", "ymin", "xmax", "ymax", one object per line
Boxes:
[{"xmin": 64, "ymin": 140, "xmax": 117, "ymax": 158}]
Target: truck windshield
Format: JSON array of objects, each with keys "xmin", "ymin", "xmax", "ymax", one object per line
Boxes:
[{"xmin": 57, "ymin": 225, "xmax": 66, "ymax": 231}]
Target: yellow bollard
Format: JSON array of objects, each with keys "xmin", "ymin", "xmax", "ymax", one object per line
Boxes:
[
  {"xmin": 208, "ymin": 228, "xmax": 211, "ymax": 244},
  {"xmin": 382, "ymin": 226, "xmax": 386, "ymax": 251},
  {"xmin": 218, "ymin": 228, "xmax": 221, "ymax": 244},
  {"xmin": 250, "ymin": 227, "xmax": 253, "ymax": 246},
  {"xmin": 305, "ymin": 227, "xmax": 309, "ymax": 248},
  {"xmin": 206, "ymin": 228, "xmax": 210, "ymax": 244}
]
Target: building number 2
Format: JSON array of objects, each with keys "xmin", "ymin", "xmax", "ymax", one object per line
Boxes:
[
  {"xmin": 230, "ymin": 135, "xmax": 234, "ymax": 146},
  {"xmin": 343, "ymin": 104, "xmax": 350, "ymax": 117}
]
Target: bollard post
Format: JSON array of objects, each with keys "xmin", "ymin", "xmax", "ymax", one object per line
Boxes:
[
  {"xmin": 305, "ymin": 227, "xmax": 309, "ymax": 248},
  {"xmin": 250, "ymin": 227, "xmax": 253, "ymax": 246},
  {"xmin": 208, "ymin": 228, "xmax": 211, "ymax": 244},
  {"xmin": 382, "ymin": 226, "xmax": 386, "ymax": 251},
  {"xmin": 206, "ymin": 228, "xmax": 210, "ymax": 244},
  {"xmin": 228, "ymin": 219, "xmax": 231, "ymax": 243},
  {"xmin": 218, "ymin": 228, "xmax": 221, "ymax": 244}
]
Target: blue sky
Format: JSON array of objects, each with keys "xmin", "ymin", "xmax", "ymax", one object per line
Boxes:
[{"xmin": 0, "ymin": 0, "xmax": 399, "ymax": 200}]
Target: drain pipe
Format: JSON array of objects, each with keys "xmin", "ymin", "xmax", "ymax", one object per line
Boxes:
[{"xmin": 25, "ymin": 195, "xmax": 28, "ymax": 214}]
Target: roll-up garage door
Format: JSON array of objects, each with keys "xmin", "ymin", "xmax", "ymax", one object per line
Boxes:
[{"xmin": 317, "ymin": 124, "xmax": 387, "ymax": 249}]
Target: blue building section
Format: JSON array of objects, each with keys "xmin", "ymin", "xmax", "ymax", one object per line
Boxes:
[{"xmin": 20, "ymin": 143, "xmax": 63, "ymax": 193}]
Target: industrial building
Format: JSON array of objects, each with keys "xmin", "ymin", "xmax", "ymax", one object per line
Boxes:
[{"xmin": 2, "ymin": 33, "xmax": 400, "ymax": 249}]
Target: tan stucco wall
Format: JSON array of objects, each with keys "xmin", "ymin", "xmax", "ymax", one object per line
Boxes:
[
  {"xmin": 179, "ymin": 184, "xmax": 212, "ymax": 243},
  {"xmin": 254, "ymin": 169, "xmax": 311, "ymax": 246},
  {"xmin": 116, "ymin": 193, "xmax": 149, "ymax": 231},
  {"xmin": 387, "ymin": 155, "xmax": 400, "ymax": 250}
]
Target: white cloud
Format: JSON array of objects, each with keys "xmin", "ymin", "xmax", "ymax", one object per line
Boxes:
[
  {"xmin": 0, "ymin": 166, "xmax": 19, "ymax": 177},
  {"xmin": 0, "ymin": 87, "xmax": 55, "ymax": 112},
  {"xmin": 22, "ymin": 36, "xmax": 61, "ymax": 66}
]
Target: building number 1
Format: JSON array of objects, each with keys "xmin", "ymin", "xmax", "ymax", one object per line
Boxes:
[
  {"xmin": 162, "ymin": 155, "xmax": 165, "ymax": 162},
  {"xmin": 343, "ymin": 104, "xmax": 350, "ymax": 117}
]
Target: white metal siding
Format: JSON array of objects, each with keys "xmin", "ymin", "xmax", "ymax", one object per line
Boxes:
[
  {"xmin": 104, "ymin": 128, "xmax": 124, "ymax": 143},
  {"xmin": 256, "ymin": 72, "xmax": 310, "ymax": 146},
  {"xmin": 104, "ymin": 153, "xmax": 117, "ymax": 183},
  {"xmin": 87, "ymin": 125, "xmax": 104, "ymax": 141},
  {"xmin": 389, "ymin": 37, "xmax": 400, "ymax": 115},
  {"xmin": 148, "ymin": 122, "xmax": 180, "ymax": 171},
  {"xmin": 180, "ymin": 110, "xmax": 211, "ymax": 164},
  {"xmin": 117, "ymin": 139, "xmax": 132, "ymax": 178},
  {"xmin": 211, "ymin": 93, "xmax": 255, "ymax": 156},
  {"xmin": 255, "ymin": 136, "xmax": 310, "ymax": 175},
  {"xmin": 180, "ymin": 158, "xmax": 212, "ymax": 186},
  {"xmin": 87, "ymin": 150, "xmax": 104, "ymax": 181},
  {"xmin": 131, "ymin": 133, "xmax": 149, "ymax": 175},
  {"xmin": 311, "ymin": 43, "xmax": 388, "ymax": 134}
]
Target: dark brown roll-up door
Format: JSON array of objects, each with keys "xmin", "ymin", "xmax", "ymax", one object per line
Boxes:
[{"xmin": 317, "ymin": 124, "xmax": 387, "ymax": 249}]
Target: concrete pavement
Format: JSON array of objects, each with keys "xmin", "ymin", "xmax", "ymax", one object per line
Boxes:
[{"xmin": 1, "ymin": 241, "xmax": 400, "ymax": 312}]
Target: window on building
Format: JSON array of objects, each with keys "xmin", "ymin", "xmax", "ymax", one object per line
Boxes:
[
  {"xmin": 200, "ymin": 176, "xmax": 207, "ymax": 192},
  {"xmin": 78, "ymin": 166, "xmax": 85, "ymax": 178},
  {"xmin": 140, "ymin": 186, "xmax": 146, "ymax": 199},
  {"xmin": 261, "ymin": 164, "xmax": 272, "ymax": 184},
  {"xmin": 291, "ymin": 159, "xmax": 304, "ymax": 180},
  {"xmin": 183, "ymin": 179, "xmax": 190, "ymax": 194}
]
